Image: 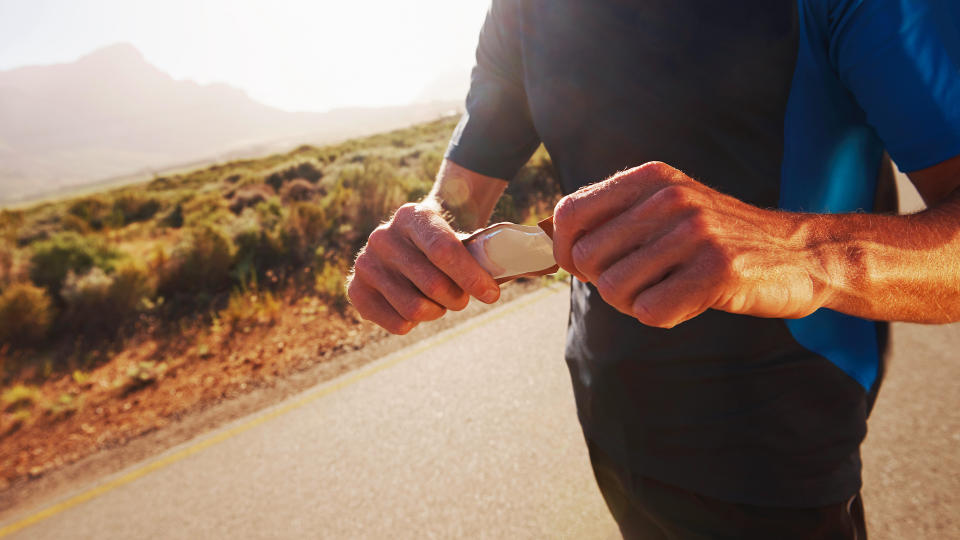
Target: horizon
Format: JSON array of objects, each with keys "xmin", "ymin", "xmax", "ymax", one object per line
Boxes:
[{"xmin": 0, "ymin": 0, "xmax": 490, "ymax": 112}]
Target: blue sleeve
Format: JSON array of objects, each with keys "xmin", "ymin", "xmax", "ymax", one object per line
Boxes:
[
  {"xmin": 829, "ymin": 0, "xmax": 960, "ymax": 172},
  {"xmin": 444, "ymin": 1, "xmax": 541, "ymax": 181}
]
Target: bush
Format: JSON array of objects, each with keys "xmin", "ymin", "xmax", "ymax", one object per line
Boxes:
[
  {"xmin": 0, "ymin": 283, "xmax": 54, "ymax": 345},
  {"xmin": 147, "ymin": 176, "xmax": 175, "ymax": 191},
  {"xmin": 2, "ymin": 384, "xmax": 41, "ymax": 412},
  {"xmin": 314, "ymin": 257, "xmax": 348, "ymax": 310},
  {"xmin": 61, "ymin": 262, "xmax": 153, "ymax": 335},
  {"xmin": 219, "ymin": 286, "xmax": 281, "ymax": 328},
  {"xmin": 29, "ymin": 232, "xmax": 117, "ymax": 294},
  {"xmin": 160, "ymin": 203, "xmax": 184, "ymax": 228},
  {"xmin": 282, "ymin": 202, "xmax": 330, "ymax": 265},
  {"xmin": 68, "ymin": 197, "xmax": 110, "ymax": 230},
  {"xmin": 230, "ymin": 213, "xmax": 283, "ymax": 283},
  {"xmin": 0, "ymin": 210, "xmax": 25, "ymax": 243},
  {"xmin": 158, "ymin": 226, "xmax": 234, "ymax": 298},
  {"xmin": 228, "ymin": 185, "xmax": 273, "ymax": 215},
  {"xmin": 265, "ymin": 161, "xmax": 324, "ymax": 191},
  {"xmin": 113, "ymin": 194, "xmax": 161, "ymax": 224},
  {"xmin": 281, "ymin": 178, "xmax": 316, "ymax": 202},
  {"xmin": 0, "ymin": 242, "xmax": 21, "ymax": 289}
]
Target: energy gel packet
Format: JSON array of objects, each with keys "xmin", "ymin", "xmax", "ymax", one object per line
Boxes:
[{"xmin": 463, "ymin": 217, "xmax": 559, "ymax": 284}]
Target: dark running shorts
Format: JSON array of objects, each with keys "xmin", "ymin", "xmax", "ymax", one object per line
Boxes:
[{"xmin": 587, "ymin": 440, "xmax": 867, "ymax": 540}]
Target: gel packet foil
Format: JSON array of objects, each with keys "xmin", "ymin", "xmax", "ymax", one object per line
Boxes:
[{"xmin": 463, "ymin": 217, "xmax": 559, "ymax": 284}]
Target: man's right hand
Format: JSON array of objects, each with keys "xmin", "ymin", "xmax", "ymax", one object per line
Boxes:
[{"xmin": 347, "ymin": 202, "xmax": 502, "ymax": 335}]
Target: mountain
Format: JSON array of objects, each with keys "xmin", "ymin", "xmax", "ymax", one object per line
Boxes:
[{"xmin": 0, "ymin": 44, "xmax": 460, "ymax": 204}]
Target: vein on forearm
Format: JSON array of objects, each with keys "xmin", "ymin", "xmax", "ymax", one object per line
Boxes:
[{"xmin": 807, "ymin": 189, "xmax": 960, "ymax": 323}]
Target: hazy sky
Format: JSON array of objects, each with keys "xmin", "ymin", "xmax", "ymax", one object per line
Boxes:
[{"xmin": 0, "ymin": 0, "xmax": 490, "ymax": 112}]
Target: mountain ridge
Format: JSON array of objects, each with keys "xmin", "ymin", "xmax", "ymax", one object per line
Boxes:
[{"xmin": 0, "ymin": 43, "xmax": 460, "ymax": 204}]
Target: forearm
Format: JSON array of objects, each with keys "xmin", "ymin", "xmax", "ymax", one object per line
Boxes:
[
  {"xmin": 423, "ymin": 159, "xmax": 507, "ymax": 232},
  {"xmin": 809, "ymin": 188, "xmax": 960, "ymax": 323}
]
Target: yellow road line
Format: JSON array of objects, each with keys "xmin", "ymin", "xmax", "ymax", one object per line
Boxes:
[{"xmin": 0, "ymin": 285, "xmax": 563, "ymax": 538}]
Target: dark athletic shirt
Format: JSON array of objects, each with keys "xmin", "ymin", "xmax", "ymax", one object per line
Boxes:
[{"xmin": 445, "ymin": 0, "xmax": 960, "ymax": 506}]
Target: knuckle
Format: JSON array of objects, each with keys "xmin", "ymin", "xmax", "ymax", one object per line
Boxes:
[
  {"xmin": 393, "ymin": 203, "xmax": 417, "ymax": 222},
  {"xmin": 553, "ymin": 196, "xmax": 578, "ymax": 229},
  {"xmin": 594, "ymin": 272, "xmax": 619, "ymax": 301},
  {"xmin": 570, "ymin": 241, "xmax": 595, "ymax": 275},
  {"xmin": 351, "ymin": 255, "xmax": 376, "ymax": 282},
  {"xmin": 426, "ymin": 236, "xmax": 458, "ymax": 267},
  {"xmin": 658, "ymin": 184, "xmax": 693, "ymax": 209},
  {"xmin": 403, "ymin": 297, "xmax": 436, "ymax": 322},
  {"xmin": 420, "ymin": 274, "xmax": 449, "ymax": 300},
  {"xmin": 683, "ymin": 208, "xmax": 712, "ymax": 237},
  {"xmin": 641, "ymin": 161, "xmax": 671, "ymax": 175},
  {"xmin": 366, "ymin": 226, "xmax": 390, "ymax": 250}
]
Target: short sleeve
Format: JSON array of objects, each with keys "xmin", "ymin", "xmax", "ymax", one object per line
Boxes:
[
  {"xmin": 444, "ymin": 1, "xmax": 541, "ymax": 181},
  {"xmin": 829, "ymin": 0, "xmax": 960, "ymax": 172}
]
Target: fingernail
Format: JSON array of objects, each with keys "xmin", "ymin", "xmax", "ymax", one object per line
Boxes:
[{"xmin": 481, "ymin": 287, "xmax": 499, "ymax": 303}]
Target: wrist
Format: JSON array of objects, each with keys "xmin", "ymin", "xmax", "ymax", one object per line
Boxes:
[{"xmin": 795, "ymin": 213, "xmax": 852, "ymax": 314}]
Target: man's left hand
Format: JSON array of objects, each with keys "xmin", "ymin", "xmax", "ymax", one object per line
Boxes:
[{"xmin": 552, "ymin": 162, "xmax": 833, "ymax": 328}]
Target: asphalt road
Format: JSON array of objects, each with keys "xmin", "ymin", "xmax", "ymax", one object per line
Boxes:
[{"xmin": 2, "ymin": 285, "xmax": 958, "ymax": 539}]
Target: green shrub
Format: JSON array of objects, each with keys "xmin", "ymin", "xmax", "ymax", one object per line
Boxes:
[
  {"xmin": 282, "ymin": 202, "xmax": 330, "ymax": 266},
  {"xmin": 68, "ymin": 197, "xmax": 110, "ymax": 230},
  {"xmin": 61, "ymin": 262, "xmax": 153, "ymax": 335},
  {"xmin": 60, "ymin": 213, "xmax": 92, "ymax": 234},
  {"xmin": 0, "ymin": 283, "xmax": 54, "ymax": 345},
  {"xmin": 314, "ymin": 249, "xmax": 348, "ymax": 310},
  {"xmin": 0, "ymin": 210, "xmax": 25, "ymax": 243},
  {"xmin": 113, "ymin": 194, "xmax": 161, "ymax": 224},
  {"xmin": 117, "ymin": 361, "xmax": 167, "ymax": 394},
  {"xmin": 329, "ymin": 160, "xmax": 406, "ymax": 253},
  {"xmin": 28, "ymin": 232, "xmax": 118, "ymax": 293},
  {"xmin": 2, "ymin": 384, "xmax": 41, "ymax": 412},
  {"xmin": 0, "ymin": 241, "xmax": 21, "ymax": 289},
  {"xmin": 230, "ymin": 214, "xmax": 283, "ymax": 283},
  {"xmin": 228, "ymin": 185, "xmax": 273, "ymax": 215},
  {"xmin": 292, "ymin": 161, "xmax": 324, "ymax": 183},
  {"xmin": 280, "ymin": 178, "xmax": 317, "ymax": 202},
  {"xmin": 219, "ymin": 286, "xmax": 281, "ymax": 328},
  {"xmin": 265, "ymin": 160, "xmax": 324, "ymax": 191},
  {"xmin": 147, "ymin": 176, "xmax": 175, "ymax": 191},
  {"xmin": 160, "ymin": 203, "xmax": 184, "ymax": 228},
  {"xmin": 158, "ymin": 226, "xmax": 234, "ymax": 298}
]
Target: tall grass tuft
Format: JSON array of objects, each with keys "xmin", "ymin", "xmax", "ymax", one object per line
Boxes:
[
  {"xmin": 158, "ymin": 226, "xmax": 234, "ymax": 299},
  {"xmin": 0, "ymin": 283, "xmax": 54, "ymax": 345}
]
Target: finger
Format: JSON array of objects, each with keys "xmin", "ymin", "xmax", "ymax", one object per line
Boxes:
[
  {"xmin": 570, "ymin": 188, "xmax": 686, "ymax": 281},
  {"xmin": 631, "ymin": 264, "xmax": 720, "ymax": 329},
  {"xmin": 381, "ymin": 238, "xmax": 470, "ymax": 311},
  {"xmin": 594, "ymin": 226, "xmax": 698, "ymax": 315},
  {"xmin": 553, "ymin": 162, "xmax": 679, "ymax": 280},
  {"xmin": 402, "ymin": 214, "xmax": 500, "ymax": 304},
  {"xmin": 347, "ymin": 280, "xmax": 415, "ymax": 335},
  {"xmin": 354, "ymin": 259, "xmax": 447, "ymax": 323}
]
